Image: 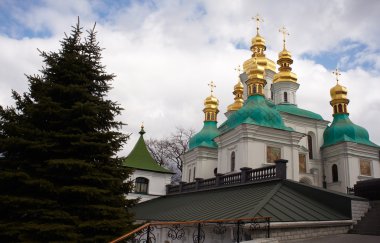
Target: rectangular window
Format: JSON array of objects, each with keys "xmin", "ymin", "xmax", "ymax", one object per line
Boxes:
[
  {"xmin": 299, "ymin": 154, "xmax": 306, "ymax": 173},
  {"xmin": 193, "ymin": 167, "xmax": 196, "ymax": 180},
  {"xmin": 267, "ymin": 146, "xmax": 281, "ymax": 163},
  {"xmin": 360, "ymin": 160, "xmax": 371, "ymax": 176}
]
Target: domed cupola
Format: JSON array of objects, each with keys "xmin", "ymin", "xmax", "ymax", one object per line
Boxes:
[
  {"xmin": 189, "ymin": 81, "xmax": 221, "ymax": 150},
  {"xmin": 219, "ymin": 59, "xmax": 292, "ymax": 133},
  {"xmin": 226, "ymin": 67, "xmax": 245, "ymax": 118},
  {"xmin": 272, "ymin": 26, "xmax": 300, "ymax": 105},
  {"xmin": 243, "ymin": 15, "xmax": 276, "ymax": 80},
  {"xmin": 273, "ymin": 26, "xmax": 298, "ymax": 84},
  {"xmin": 323, "ymin": 69, "xmax": 378, "ymax": 147}
]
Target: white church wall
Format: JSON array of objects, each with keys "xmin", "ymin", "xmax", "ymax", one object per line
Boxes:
[
  {"xmin": 127, "ymin": 169, "xmax": 172, "ymax": 202},
  {"xmin": 322, "ymin": 142, "xmax": 380, "ymax": 193},
  {"xmin": 215, "ymin": 124, "xmax": 303, "ymax": 181},
  {"xmin": 272, "ymin": 81, "xmax": 300, "ymax": 105},
  {"xmin": 183, "ymin": 147, "xmax": 218, "ymax": 181}
]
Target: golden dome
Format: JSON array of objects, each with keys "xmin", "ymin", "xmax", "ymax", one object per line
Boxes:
[
  {"xmin": 243, "ymin": 56, "xmax": 276, "ymax": 74},
  {"xmin": 330, "ymin": 83, "xmax": 348, "ymax": 100},
  {"xmin": 279, "ymin": 48, "xmax": 292, "ymax": 59},
  {"xmin": 234, "ymin": 80, "xmax": 244, "ymax": 90},
  {"xmin": 204, "ymin": 95, "xmax": 219, "ymax": 110},
  {"xmin": 227, "ymin": 80, "xmax": 244, "ymax": 112},
  {"xmin": 247, "ymin": 58, "xmax": 265, "ymax": 80},
  {"xmin": 251, "ymin": 34, "xmax": 266, "ymax": 48},
  {"xmin": 273, "ymin": 48, "xmax": 297, "ymax": 83}
]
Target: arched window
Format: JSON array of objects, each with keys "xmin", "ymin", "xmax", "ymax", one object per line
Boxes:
[
  {"xmin": 338, "ymin": 104, "xmax": 343, "ymax": 113},
  {"xmin": 135, "ymin": 177, "xmax": 149, "ymax": 194},
  {"xmin": 307, "ymin": 135, "xmax": 313, "ymax": 159},
  {"xmin": 332, "ymin": 164, "xmax": 338, "ymax": 182},
  {"xmin": 284, "ymin": 92, "xmax": 288, "ymax": 102},
  {"xmin": 334, "ymin": 105, "xmax": 338, "ymax": 114},
  {"xmin": 253, "ymin": 86, "xmax": 257, "ymax": 94},
  {"xmin": 231, "ymin": 151, "xmax": 236, "ymax": 172}
]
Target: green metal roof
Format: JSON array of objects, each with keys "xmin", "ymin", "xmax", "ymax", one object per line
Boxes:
[
  {"xmin": 189, "ymin": 121, "xmax": 220, "ymax": 150},
  {"xmin": 123, "ymin": 128, "xmax": 173, "ymax": 174},
  {"xmin": 219, "ymin": 95, "xmax": 293, "ymax": 133},
  {"xmin": 275, "ymin": 104, "xmax": 323, "ymax": 120},
  {"xmin": 132, "ymin": 180, "xmax": 353, "ymax": 222},
  {"xmin": 322, "ymin": 114, "xmax": 379, "ymax": 148}
]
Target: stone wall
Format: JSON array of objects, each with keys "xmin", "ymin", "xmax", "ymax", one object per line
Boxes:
[
  {"xmin": 247, "ymin": 221, "xmax": 352, "ymax": 242},
  {"xmin": 351, "ymin": 199, "xmax": 370, "ymax": 223}
]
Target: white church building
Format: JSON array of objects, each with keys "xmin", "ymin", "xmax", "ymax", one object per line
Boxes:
[{"xmin": 182, "ymin": 23, "xmax": 380, "ymax": 194}]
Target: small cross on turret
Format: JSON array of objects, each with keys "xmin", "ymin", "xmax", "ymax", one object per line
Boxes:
[
  {"xmin": 252, "ymin": 14, "xmax": 264, "ymax": 34},
  {"xmin": 208, "ymin": 81, "xmax": 216, "ymax": 95},
  {"xmin": 234, "ymin": 65, "xmax": 242, "ymax": 76},
  {"xmin": 332, "ymin": 68, "xmax": 341, "ymax": 84},
  {"xmin": 279, "ymin": 26, "xmax": 289, "ymax": 49}
]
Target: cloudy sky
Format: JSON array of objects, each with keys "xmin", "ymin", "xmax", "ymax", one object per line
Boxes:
[{"xmin": 1, "ymin": 0, "xmax": 380, "ymax": 156}]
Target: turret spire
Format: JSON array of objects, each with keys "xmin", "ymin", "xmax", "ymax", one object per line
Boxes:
[
  {"xmin": 139, "ymin": 122, "xmax": 145, "ymax": 135},
  {"xmin": 273, "ymin": 26, "xmax": 297, "ymax": 83},
  {"xmin": 227, "ymin": 65, "xmax": 244, "ymax": 112},
  {"xmin": 246, "ymin": 58, "xmax": 266, "ymax": 96},
  {"xmin": 204, "ymin": 81, "xmax": 219, "ymax": 121},
  {"xmin": 330, "ymin": 68, "xmax": 349, "ymax": 115}
]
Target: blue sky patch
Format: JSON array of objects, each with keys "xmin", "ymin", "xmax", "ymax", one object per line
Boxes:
[
  {"xmin": 302, "ymin": 39, "xmax": 370, "ymax": 71},
  {"xmin": 0, "ymin": 0, "xmax": 51, "ymax": 39}
]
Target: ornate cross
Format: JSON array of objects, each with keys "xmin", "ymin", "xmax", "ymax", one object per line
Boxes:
[
  {"xmin": 234, "ymin": 65, "xmax": 242, "ymax": 75},
  {"xmin": 332, "ymin": 68, "xmax": 341, "ymax": 84},
  {"xmin": 252, "ymin": 14, "xmax": 264, "ymax": 34},
  {"xmin": 208, "ymin": 81, "xmax": 216, "ymax": 95},
  {"xmin": 279, "ymin": 26, "xmax": 289, "ymax": 48}
]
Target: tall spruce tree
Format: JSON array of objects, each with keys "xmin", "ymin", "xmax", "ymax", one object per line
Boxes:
[{"xmin": 0, "ymin": 21, "xmax": 135, "ymax": 242}]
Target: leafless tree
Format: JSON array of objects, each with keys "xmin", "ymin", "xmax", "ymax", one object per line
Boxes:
[{"xmin": 146, "ymin": 127, "xmax": 195, "ymax": 182}]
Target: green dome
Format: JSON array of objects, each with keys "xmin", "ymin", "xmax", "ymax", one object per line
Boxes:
[
  {"xmin": 189, "ymin": 121, "xmax": 220, "ymax": 150},
  {"xmin": 220, "ymin": 95, "xmax": 292, "ymax": 133},
  {"xmin": 322, "ymin": 114, "xmax": 378, "ymax": 148},
  {"xmin": 275, "ymin": 104, "xmax": 323, "ymax": 120}
]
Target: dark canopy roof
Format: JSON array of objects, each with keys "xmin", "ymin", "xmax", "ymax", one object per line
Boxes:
[{"xmin": 132, "ymin": 179, "xmax": 363, "ymax": 222}]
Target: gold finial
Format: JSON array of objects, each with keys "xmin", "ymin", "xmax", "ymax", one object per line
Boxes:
[
  {"xmin": 234, "ymin": 65, "xmax": 242, "ymax": 76},
  {"xmin": 252, "ymin": 14, "xmax": 264, "ymax": 34},
  {"xmin": 139, "ymin": 122, "xmax": 145, "ymax": 135},
  {"xmin": 208, "ymin": 81, "xmax": 216, "ymax": 95},
  {"xmin": 279, "ymin": 26, "xmax": 289, "ymax": 49},
  {"xmin": 332, "ymin": 68, "xmax": 341, "ymax": 84}
]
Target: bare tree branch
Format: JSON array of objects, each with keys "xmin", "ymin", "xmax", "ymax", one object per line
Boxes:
[{"xmin": 146, "ymin": 127, "xmax": 195, "ymax": 183}]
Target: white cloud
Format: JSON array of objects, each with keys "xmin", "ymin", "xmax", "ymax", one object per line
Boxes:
[{"xmin": 1, "ymin": 0, "xmax": 380, "ymax": 156}]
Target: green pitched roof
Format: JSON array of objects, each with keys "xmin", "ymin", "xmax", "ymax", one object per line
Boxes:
[
  {"xmin": 322, "ymin": 114, "xmax": 379, "ymax": 148},
  {"xmin": 219, "ymin": 95, "xmax": 293, "ymax": 133},
  {"xmin": 132, "ymin": 180, "xmax": 354, "ymax": 222},
  {"xmin": 189, "ymin": 121, "xmax": 220, "ymax": 150},
  {"xmin": 123, "ymin": 128, "xmax": 173, "ymax": 174},
  {"xmin": 275, "ymin": 104, "xmax": 323, "ymax": 120}
]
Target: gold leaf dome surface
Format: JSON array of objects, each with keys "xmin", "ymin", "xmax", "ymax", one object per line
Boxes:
[
  {"xmin": 204, "ymin": 95, "xmax": 219, "ymax": 109},
  {"xmin": 330, "ymin": 83, "xmax": 348, "ymax": 100}
]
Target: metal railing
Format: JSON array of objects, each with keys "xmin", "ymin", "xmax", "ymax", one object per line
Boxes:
[
  {"xmin": 110, "ymin": 216, "xmax": 271, "ymax": 243},
  {"xmin": 167, "ymin": 159, "xmax": 288, "ymax": 195}
]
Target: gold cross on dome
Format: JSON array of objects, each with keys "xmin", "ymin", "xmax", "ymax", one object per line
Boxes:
[
  {"xmin": 234, "ymin": 65, "xmax": 242, "ymax": 75},
  {"xmin": 279, "ymin": 26, "xmax": 289, "ymax": 48},
  {"xmin": 208, "ymin": 81, "xmax": 216, "ymax": 95},
  {"xmin": 332, "ymin": 68, "xmax": 341, "ymax": 84},
  {"xmin": 252, "ymin": 14, "xmax": 264, "ymax": 34}
]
